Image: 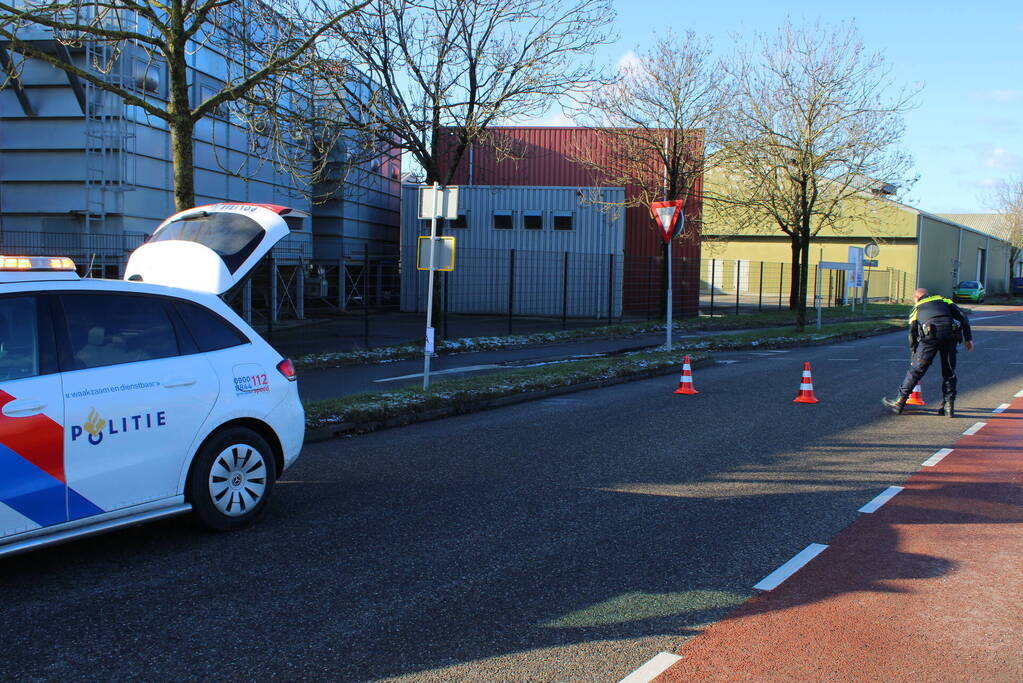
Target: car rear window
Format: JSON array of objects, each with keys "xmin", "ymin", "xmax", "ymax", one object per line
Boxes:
[
  {"xmin": 149, "ymin": 212, "xmax": 264, "ymax": 273},
  {"xmin": 61, "ymin": 294, "xmax": 179, "ymax": 370},
  {"xmin": 174, "ymin": 301, "xmax": 248, "ymax": 352}
]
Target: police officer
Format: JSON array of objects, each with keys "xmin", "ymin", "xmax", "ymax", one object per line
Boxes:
[{"xmin": 883, "ymin": 287, "xmax": 974, "ymax": 416}]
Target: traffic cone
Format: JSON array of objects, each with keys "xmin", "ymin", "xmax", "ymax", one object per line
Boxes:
[
  {"xmin": 906, "ymin": 384, "xmax": 926, "ymax": 406},
  {"xmin": 673, "ymin": 355, "xmax": 699, "ymax": 395},
  {"xmin": 793, "ymin": 362, "xmax": 819, "ymax": 403}
]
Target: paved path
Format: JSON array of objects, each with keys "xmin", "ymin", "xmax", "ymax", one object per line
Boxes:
[{"xmin": 653, "ymin": 392, "xmax": 1023, "ymax": 682}]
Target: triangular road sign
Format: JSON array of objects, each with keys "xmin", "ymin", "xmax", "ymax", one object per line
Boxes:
[{"xmin": 651, "ymin": 200, "xmax": 685, "ymax": 244}]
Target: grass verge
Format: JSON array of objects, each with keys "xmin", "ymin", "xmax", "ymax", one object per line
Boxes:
[{"xmin": 303, "ymin": 317, "xmax": 905, "ymax": 435}]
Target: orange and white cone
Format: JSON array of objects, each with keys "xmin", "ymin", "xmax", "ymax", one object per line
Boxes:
[
  {"xmin": 673, "ymin": 355, "xmax": 699, "ymax": 395},
  {"xmin": 793, "ymin": 361, "xmax": 819, "ymax": 403},
  {"xmin": 906, "ymin": 383, "xmax": 926, "ymax": 406}
]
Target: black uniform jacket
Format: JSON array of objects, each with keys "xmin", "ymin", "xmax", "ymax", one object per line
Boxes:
[{"xmin": 908, "ymin": 294, "xmax": 973, "ymax": 350}]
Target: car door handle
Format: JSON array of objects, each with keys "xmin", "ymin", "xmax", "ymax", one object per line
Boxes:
[
  {"xmin": 163, "ymin": 378, "xmax": 197, "ymax": 388},
  {"xmin": 2, "ymin": 400, "xmax": 47, "ymax": 417}
]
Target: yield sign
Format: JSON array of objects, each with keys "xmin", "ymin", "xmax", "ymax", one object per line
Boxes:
[{"xmin": 651, "ymin": 200, "xmax": 685, "ymax": 244}]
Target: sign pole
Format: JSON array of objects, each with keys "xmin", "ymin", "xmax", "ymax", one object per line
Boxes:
[
  {"xmin": 423, "ymin": 182, "xmax": 440, "ymax": 390},
  {"xmin": 666, "ymin": 239, "xmax": 673, "ymax": 350}
]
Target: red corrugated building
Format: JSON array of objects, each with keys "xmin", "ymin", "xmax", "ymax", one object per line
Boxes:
[{"xmin": 439, "ymin": 127, "xmax": 702, "ymax": 315}]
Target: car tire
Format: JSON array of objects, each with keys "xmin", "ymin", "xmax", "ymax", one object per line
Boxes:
[{"xmin": 187, "ymin": 427, "xmax": 277, "ymax": 532}]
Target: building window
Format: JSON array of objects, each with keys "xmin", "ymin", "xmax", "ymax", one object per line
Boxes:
[
  {"xmin": 131, "ymin": 57, "xmax": 165, "ymax": 98},
  {"xmin": 493, "ymin": 211, "xmax": 513, "ymax": 230},
  {"xmin": 523, "ymin": 212, "xmax": 543, "ymax": 230},
  {"xmin": 445, "ymin": 214, "xmax": 468, "ymax": 230},
  {"xmin": 553, "ymin": 212, "xmax": 574, "ymax": 231},
  {"xmin": 197, "ymin": 81, "xmax": 229, "ymax": 120}
]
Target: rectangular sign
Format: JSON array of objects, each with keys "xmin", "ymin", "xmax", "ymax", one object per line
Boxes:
[
  {"xmin": 416, "ymin": 236, "xmax": 456, "ymax": 271},
  {"xmin": 847, "ymin": 246, "xmax": 864, "ymax": 287},
  {"xmin": 418, "ymin": 186, "xmax": 460, "ymax": 220}
]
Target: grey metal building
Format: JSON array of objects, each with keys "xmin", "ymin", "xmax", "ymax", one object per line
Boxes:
[
  {"xmin": 401, "ymin": 184, "xmax": 626, "ymax": 318},
  {"xmin": 0, "ymin": 23, "xmax": 399, "ymax": 317}
]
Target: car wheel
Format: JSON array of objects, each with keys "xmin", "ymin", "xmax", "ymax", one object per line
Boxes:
[{"xmin": 188, "ymin": 427, "xmax": 277, "ymax": 531}]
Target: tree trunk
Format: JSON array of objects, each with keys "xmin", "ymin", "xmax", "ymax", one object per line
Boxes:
[
  {"xmin": 795, "ymin": 237, "xmax": 810, "ymax": 331},
  {"xmin": 789, "ymin": 238, "xmax": 801, "ymax": 310},
  {"xmin": 166, "ymin": 22, "xmax": 195, "ymax": 212},
  {"xmin": 169, "ymin": 116, "xmax": 195, "ymax": 211}
]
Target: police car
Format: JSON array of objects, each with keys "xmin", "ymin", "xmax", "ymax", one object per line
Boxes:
[{"xmin": 0, "ymin": 203, "xmax": 305, "ymax": 557}]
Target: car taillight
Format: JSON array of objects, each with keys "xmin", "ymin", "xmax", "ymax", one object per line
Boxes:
[{"xmin": 276, "ymin": 358, "xmax": 297, "ymax": 381}]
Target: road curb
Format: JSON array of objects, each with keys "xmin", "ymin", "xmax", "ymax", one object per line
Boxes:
[
  {"xmin": 303, "ymin": 322, "xmax": 906, "ymax": 443},
  {"xmin": 304, "ymin": 357, "xmax": 715, "ymax": 443}
]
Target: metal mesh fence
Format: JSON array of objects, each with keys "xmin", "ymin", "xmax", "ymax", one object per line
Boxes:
[{"xmin": 3, "ymin": 233, "xmax": 910, "ymax": 340}]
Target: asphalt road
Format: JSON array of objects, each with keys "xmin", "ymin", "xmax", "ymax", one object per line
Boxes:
[{"xmin": 1, "ymin": 308, "xmax": 1019, "ymax": 682}]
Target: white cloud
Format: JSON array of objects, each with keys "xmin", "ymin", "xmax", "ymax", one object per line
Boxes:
[
  {"xmin": 982, "ymin": 146, "xmax": 1023, "ymax": 170},
  {"xmin": 533, "ymin": 110, "xmax": 575, "ymax": 127},
  {"xmin": 617, "ymin": 50, "xmax": 642, "ymax": 73}
]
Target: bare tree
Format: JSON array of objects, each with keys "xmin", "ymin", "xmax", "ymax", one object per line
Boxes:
[
  {"xmin": 322, "ymin": 0, "xmax": 615, "ymax": 186},
  {"xmin": 0, "ymin": 0, "xmax": 370, "ymax": 210},
  {"xmin": 571, "ymin": 32, "xmax": 726, "ymax": 233},
  {"xmin": 319, "ymin": 0, "xmax": 613, "ymax": 335},
  {"xmin": 714, "ymin": 22, "xmax": 917, "ymax": 330},
  {"xmin": 988, "ymin": 176, "xmax": 1023, "ymax": 282},
  {"xmin": 568, "ymin": 32, "xmax": 728, "ymax": 314}
]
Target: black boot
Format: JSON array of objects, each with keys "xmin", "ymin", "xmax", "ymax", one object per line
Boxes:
[
  {"xmin": 937, "ymin": 400, "xmax": 946, "ymax": 416},
  {"xmin": 945, "ymin": 398, "xmax": 955, "ymax": 418},
  {"xmin": 882, "ymin": 394, "xmax": 908, "ymax": 414}
]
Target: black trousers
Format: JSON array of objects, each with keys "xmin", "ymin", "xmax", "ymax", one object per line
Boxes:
[{"xmin": 899, "ymin": 333, "xmax": 958, "ymax": 400}]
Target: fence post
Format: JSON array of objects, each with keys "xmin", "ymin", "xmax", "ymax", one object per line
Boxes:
[
  {"xmin": 508, "ymin": 248, "xmax": 516, "ymax": 335},
  {"xmin": 297, "ymin": 258, "xmax": 305, "ymax": 320},
  {"xmin": 363, "ymin": 247, "xmax": 370, "ymax": 349},
  {"xmin": 266, "ymin": 257, "xmax": 275, "ymax": 345},
  {"xmin": 562, "ymin": 251, "xmax": 569, "ymax": 330},
  {"xmin": 779, "ymin": 262, "xmax": 784, "ymax": 309},
  {"xmin": 443, "ymin": 270, "xmax": 450, "ymax": 341},
  {"xmin": 710, "ymin": 259, "xmax": 716, "ymax": 317},
  {"xmin": 607, "ymin": 253, "xmax": 614, "ymax": 324},
  {"xmin": 758, "ymin": 261, "xmax": 764, "ymax": 311},
  {"xmin": 338, "ymin": 257, "xmax": 346, "ymax": 312},
  {"xmin": 735, "ymin": 259, "xmax": 741, "ymax": 315},
  {"xmin": 647, "ymin": 255, "xmax": 654, "ymax": 320},
  {"xmin": 812, "ymin": 263, "xmax": 818, "ymax": 312}
]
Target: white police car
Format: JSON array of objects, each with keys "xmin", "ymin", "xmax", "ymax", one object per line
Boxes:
[{"xmin": 0, "ymin": 203, "xmax": 305, "ymax": 557}]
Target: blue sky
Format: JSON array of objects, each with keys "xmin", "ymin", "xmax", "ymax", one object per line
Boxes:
[{"xmin": 537, "ymin": 0, "xmax": 1023, "ymax": 213}]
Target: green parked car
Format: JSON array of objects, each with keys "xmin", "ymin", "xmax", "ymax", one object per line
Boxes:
[{"xmin": 953, "ymin": 281, "xmax": 985, "ymax": 303}]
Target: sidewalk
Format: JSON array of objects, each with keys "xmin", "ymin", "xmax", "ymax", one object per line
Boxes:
[{"xmin": 653, "ymin": 395, "xmax": 1023, "ymax": 682}]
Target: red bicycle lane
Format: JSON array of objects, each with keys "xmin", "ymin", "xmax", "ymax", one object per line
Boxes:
[{"xmin": 655, "ymin": 398, "xmax": 1023, "ymax": 682}]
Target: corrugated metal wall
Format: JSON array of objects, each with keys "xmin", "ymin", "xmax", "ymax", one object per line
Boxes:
[
  {"xmin": 0, "ymin": 38, "xmax": 399, "ymax": 268},
  {"xmin": 438, "ymin": 127, "xmax": 702, "ymax": 314},
  {"xmin": 401, "ymin": 184, "xmax": 626, "ymax": 316}
]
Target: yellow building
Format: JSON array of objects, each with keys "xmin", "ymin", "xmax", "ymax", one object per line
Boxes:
[{"xmin": 702, "ymin": 190, "xmax": 1016, "ymax": 302}]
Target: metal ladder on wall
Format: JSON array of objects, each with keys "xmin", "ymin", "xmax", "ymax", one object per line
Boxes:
[{"xmin": 83, "ymin": 37, "xmax": 135, "ymax": 276}]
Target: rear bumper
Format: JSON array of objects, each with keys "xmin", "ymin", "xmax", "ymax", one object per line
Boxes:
[{"xmin": 269, "ymin": 390, "xmax": 305, "ymax": 471}]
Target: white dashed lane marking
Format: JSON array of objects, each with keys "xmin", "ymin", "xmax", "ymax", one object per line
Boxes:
[
  {"xmin": 859, "ymin": 486, "xmax": 903, "ymax": 513},
  {"xmin": 963, "ymin": 422, "xmax": 987, "ymax": 436},
  {"xmin": 993, "ymin": 404, "xmax": 1010, "ymax": 414},
  {"xmin": 753, "ymin": 543, "xmax": 829, "ymax": 591},
  {"xmin": 923, "ymin": 448, "xmax": 954, "ymax": 467},
  {"xmin": 617, "ymin": 653, "xmax": 682, "ymax": 683}
]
